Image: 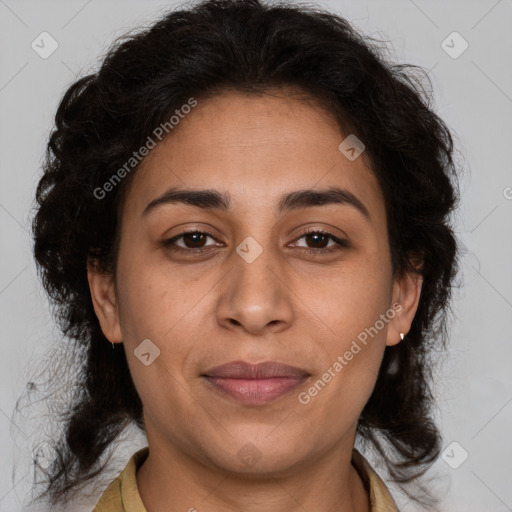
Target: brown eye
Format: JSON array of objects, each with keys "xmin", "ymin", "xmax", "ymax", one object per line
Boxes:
[
  {"xmin": 161, "ymin": 230, "xmax": 220, "ymax": 253},
  {"xmin": 291, "ymin": 229, "xmax": 350, "ymax": 255},
  {"xmin": 180, "ymin": 232, "xmax": 209, "ymax": 248},
  {"xmin": 304, "ymin": 232, "xmax": 330, "ymax": 249},
  {"xmin": 161, "ymin": 228, "xmax": 349, "ymax": 256}
]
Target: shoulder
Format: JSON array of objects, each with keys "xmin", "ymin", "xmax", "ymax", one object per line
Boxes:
[
  {"xmin": 92, "ymin": 447, "xmax": 149, "ymax": 512},
  {"xmin": 351, "ymin": 448, "xmax": 399, "ymax": 512}
]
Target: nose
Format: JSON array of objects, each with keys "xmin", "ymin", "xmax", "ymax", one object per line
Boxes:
[{"xmin": 216, "ymin": 241, "xmax": 294, "ymax": 336}]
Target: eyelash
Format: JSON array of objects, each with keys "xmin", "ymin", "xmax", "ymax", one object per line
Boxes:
[{"xmin": 160, "ymin": 228, "xmax": 350, "ymax": 256}]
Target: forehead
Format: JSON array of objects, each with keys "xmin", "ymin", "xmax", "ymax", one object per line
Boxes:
[{"xmin": 122, "ymin": 90, "xmax": 386, "ymax": 225}]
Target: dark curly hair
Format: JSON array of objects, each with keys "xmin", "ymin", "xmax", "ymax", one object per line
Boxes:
[{"xmin": 26, "ymin": 0, "xmax": 462, "ymax": 509}]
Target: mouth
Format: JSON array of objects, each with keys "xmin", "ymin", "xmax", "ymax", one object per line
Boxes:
[{"xmin": 201, "ymin": 360, "xmax": 310, "ymax": 405}]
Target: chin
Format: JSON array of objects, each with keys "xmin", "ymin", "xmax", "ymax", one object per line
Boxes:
[{"xmin": 200, "ymin": 435, "xmax": 308, "ymax": 475}]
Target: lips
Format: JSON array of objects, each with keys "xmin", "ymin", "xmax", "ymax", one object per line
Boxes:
[
  {"xmin": 202, "ymin": 361, "xmax": 310, "ymax": 405},
  {"xmin": 204, "ymin": 360, "xmax": 310, "ymax": 379}
]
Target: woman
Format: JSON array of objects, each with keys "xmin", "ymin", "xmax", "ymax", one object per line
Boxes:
[{"xmin": 30, "ymin": 0, "xmax": 461, "ymax": 510}]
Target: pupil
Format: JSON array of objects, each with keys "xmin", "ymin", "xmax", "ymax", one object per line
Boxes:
[
  {"xmin": 309, "ymin": 233, "xmax": 327, "ymax": 248},
  {"xmin": 185, "ymin": 233, "xmax": 205, "ymax": 247}
]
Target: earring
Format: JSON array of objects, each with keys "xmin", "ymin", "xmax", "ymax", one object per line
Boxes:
[
  {"xmin": 111, "ymin": 341, "xmax": 115, "ymax": 349},
  {"xmin": 400, "ymin": 333, "xmax": 405, "ymax": 341}
]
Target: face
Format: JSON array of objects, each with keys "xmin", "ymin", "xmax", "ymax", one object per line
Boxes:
[{"xmin": 89, "ymin": 88, "xmax": 422, "ymax": 475}]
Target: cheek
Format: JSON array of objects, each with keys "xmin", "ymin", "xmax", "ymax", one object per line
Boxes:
[
  {"xmin": 113, "ymin": 250, "xmax": 205, "ymax": 384},
  {"xmin": 114, "ymin": 246, "xmax": 186, "ymax": 341},
  {"xmin": 322, "ymin": 256, "xmax": 392, "ymax": 338},
  {"xmin": 309, "ymin": 257, "xmax": 391, "ymax": 393}
]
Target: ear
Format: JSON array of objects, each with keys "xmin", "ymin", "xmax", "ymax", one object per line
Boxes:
[
  {"xmin": 386, "ymin": 258, "xmax": 423, "ymax": 347},
  {"xmin": 87, "ymin": 258, "xmax": 123, "ymax": 344}
]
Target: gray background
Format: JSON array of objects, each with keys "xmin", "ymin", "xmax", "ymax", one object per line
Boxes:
[{"xmin": 1, "ymin": 0, "xmax": 511, "ymax": 511}]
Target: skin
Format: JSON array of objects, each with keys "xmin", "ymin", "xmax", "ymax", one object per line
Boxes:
[{"xmin": 88, "ymin": 87, "xmax": 423, "ymax": 512}]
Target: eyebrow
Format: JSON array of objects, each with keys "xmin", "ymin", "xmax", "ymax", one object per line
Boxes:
[{"xmin": 142, "ymin": 186, "xmax": 370, "ymax": 220}]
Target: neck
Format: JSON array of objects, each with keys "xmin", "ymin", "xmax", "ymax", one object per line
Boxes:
[{"xmin": 136, "ymin": 435, "xmax": 370, "ymax": 512}]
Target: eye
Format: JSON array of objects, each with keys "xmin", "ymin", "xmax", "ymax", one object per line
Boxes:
[
  {"xmin": 161, "ymin": 228, "xmax": 350, "ymax": 256},
  {"xmin": 161, "ymin": 229, "xmax": 220, "ymax": 254},
  {"xmin": 290, "ymin": 229, "xmax": 350, "ymax": 254}
]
